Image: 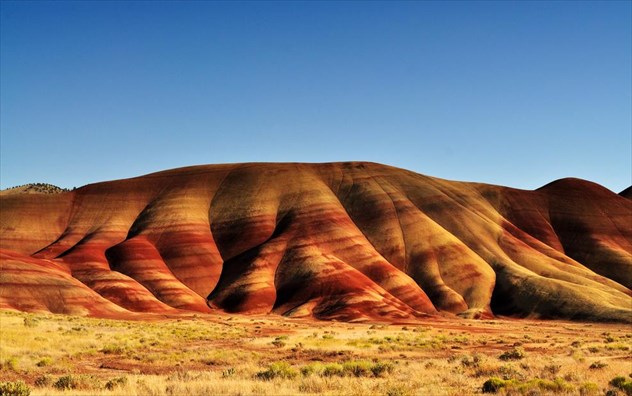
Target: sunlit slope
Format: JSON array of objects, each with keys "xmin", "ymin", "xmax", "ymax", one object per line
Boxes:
[{"xmin": 1, "ymin": 162, "xmax": 630, "ymax": 322}]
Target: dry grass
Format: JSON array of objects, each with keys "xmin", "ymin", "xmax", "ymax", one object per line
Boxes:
[{"xmin": 1, "ymin": 310, "xmax": 631, "ymax": 395}]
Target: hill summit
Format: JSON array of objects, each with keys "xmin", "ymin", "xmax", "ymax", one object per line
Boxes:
[{"xmin": 0, "ymin": 183, "xmax": 69, "ymax": 196}]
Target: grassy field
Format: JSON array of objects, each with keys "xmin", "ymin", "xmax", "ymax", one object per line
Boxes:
[{"xmin": 0, "ymin": 310, "xmax": 630, "ymax": 395}]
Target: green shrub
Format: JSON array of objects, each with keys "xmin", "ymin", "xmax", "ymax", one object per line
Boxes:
[
  {"xmin": 322, "ymin": 363, "xmax": 344, "ymax": 377},
  {"xmin": 36, "ymin": 357, "xmax": 53, "ymax": 367},
  {"xmin": 271, "ymin": 340, "xmax": 286, "ymax": 348},
  {"xmin": 371, "ymin": 361, "xmax": 394, "ymax": 377},
  {"xmin": 482, "ymin": 377, "xmax": 506, "ymax": 393},
  {"xmin": 300, "ymin": 360, "xmax": 394, "ymax": 378},
  {"xmin": 499, "ymin": 347, "xmax": 525, "ymax": 361},
  {"xmin": 100, "ymin": 344, "xmax": 125, "ymax": 354},
  {"xmin": 589, "ymin": 361, "xmax": 607, "ymax": 369},
  {"xmin": 525, "ymin": 378, "xmax": 573, "ymax": 393},
  {"xmin": 1, "ymin": 357, "xmax": 18, "ymax": 372},
  {"xmin": 342, "ymin": 360, "xmax": 373, "ymax": 377},
  {"xmin": 483, "ymin": 377, "xmax": 575, "ymax": 394},
  {"xmin": 579, "ymin": 382, "xmax": 599, "ymax": 396},
  {"xmin": 300, "ymin": 363, "xmax": 322, "ymax": 377},
  {"xmin": 256, "ymin": 362, "xmax": 298, "ymax": 380},
  {"xmin": 54, "ymin": 375, "xmax": 77, "ymax": 390},
  {"xmin": 0, "ymin": 381, "xmax": 30, "ymax": 396},
  {"xmin": 610, "ymin": 376, "xmax": 632, "ymax": 396},
  {"xmin": 611, "ymin": 376, "xmax": 627, "ymax": 387}
]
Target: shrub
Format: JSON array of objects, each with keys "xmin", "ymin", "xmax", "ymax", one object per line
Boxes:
[
  {"xmin": 525, "ymin": 378, "xmax": 573, "ymax": 393},
  {"xmin": 34, "ymin": 375, "xmax": 52, "ymax": 388},
  {"xmin": 611, "ymin": 376, "xmax": 627, "ymax": 388},
  {"xmin": 222, "ymin": 368, "xmax": 235, "ymax": 378},
  {"xmin": 36, "ymin": 357, "xmax": 53, "ymax": 367},
  {"xmin": 300, "ymin": 360, "xmax": 394, "ymax": 378},
  {"xmin": 482, "ymin": 377, "xmax": 506, "ymax": 393},
  {"xmin": 462, "ymin": 354, "xmax": 482, "ymax": 368},
  {"xmin": 100, "ymin": 344, "xmax": 125, "ymax": 354},
  {"xmin": 256, "ymin": 362, "xmax": 298, "ymax": 380},
  {"xmin": 499, "ymin": 347, "xmax": 525, "ymax": 361},
  {"xmin": 589, "ymin": 361, "xmax": 607, "ymax": 369},
  {"xmin": 104, "ymin": 376, "xmax": 127, "ymax": 390},
  {"xmin": 23, "ymin": 317, "xmax": 38, "ymax": 328},
  {"xmin": 322, "ymin": 363, "xmax": 344, "ymax": 377},
  {"xmin": 1, "ymin": 357, "xmax": 18, "ymax": 372},
  {"xmin": 483, "ymin": 377, "xmax": 576, "ymax": 394},
  {"xmin": 300, "ymin": 363, "xmax": 322, "ymax": 377},
  {"xmin": 0, "ymin": 381, "xmax": 30, "ymax": 396},
  {"xmin": 342, "ymin": 360, "xmax": 373, "ymax": 377},
  {"xmin": 371, "ymin": 361, "xmax": 395, "ymax": 377},
  {"xmin": 54, "ymin": 375, "xmax": 77, "ymax": 390},
  {"xmin": 271, "ymin": 340, "xmax": 286, "ymax": 348},
  {"xmin": 610, "ymin": 376, "xmax": 632, "ymax": 396},
  {"xmin": 579, "ymin": 382, "xmax": 599, "ymax": 396}
]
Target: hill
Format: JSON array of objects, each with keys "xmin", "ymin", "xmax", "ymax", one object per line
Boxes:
[
  {"xmin": 0, "ymin": 183, "xmax": 69, "ymax": 196},
  {"xmin": 0, "ymin": 162, "xmax": 630, "ymax": 322}
]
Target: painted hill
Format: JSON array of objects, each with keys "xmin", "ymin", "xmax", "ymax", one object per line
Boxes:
[
  {"xmin": 0, "ymin": 183, "xmax": 69, "ymax": 196},
  {"xmin": 1, "ymin": 162, "xmax": 630, "ymax": 322}
]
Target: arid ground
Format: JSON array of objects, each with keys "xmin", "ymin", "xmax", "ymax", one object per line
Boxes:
[{"xmin": 1, "ymin": 310, "xmax": 630, "ymax": 396}]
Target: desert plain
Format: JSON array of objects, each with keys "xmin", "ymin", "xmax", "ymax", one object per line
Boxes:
[{"xmin": 1, "ymin": 309, "xmax": 631, "ymax": 396}]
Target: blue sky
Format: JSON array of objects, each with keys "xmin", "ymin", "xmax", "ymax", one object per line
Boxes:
[{"xmin": 1, "ymin": 1, "xmax": 630, "ymax": 192}]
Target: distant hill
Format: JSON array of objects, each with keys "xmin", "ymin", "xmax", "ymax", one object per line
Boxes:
[
  {"xmin": 0, "ymin": 162, "xmax": 630, "ymax": 323},
  {"xmin": 0, "ymin": 183, "xmax": 69, "ymax": 196}
]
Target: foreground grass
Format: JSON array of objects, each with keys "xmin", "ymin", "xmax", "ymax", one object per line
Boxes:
[{"xmin": 1, "ymin": 310, "xmax": 631, "ymax": 395}]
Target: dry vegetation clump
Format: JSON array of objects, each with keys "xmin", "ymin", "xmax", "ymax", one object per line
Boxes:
[
  {"xmin": 255, "ymin": 362, "xmax": 298, "ymax": 380},
  {"xmin": 610, "ymin": 376, "xmax": 632, "ymax": 395},
  {"xmin": 0, "ymin": 310, "xmax": 631, "ymax": 395},
  {"xmin": 498, "ymin": 347, "xmax": 525, "ymax": 361},
  {"xmin": 481, "ymin": 377, "xmax": 574, "ymax": 394},
  {"xmin": 0, "ymin": 380, "xmax": 31, "ymax": 396}
]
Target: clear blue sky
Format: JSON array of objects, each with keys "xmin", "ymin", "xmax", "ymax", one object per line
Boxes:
[{"xmin": 1, "ymin": 1, "xmax": 630, "ymax": 192}]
